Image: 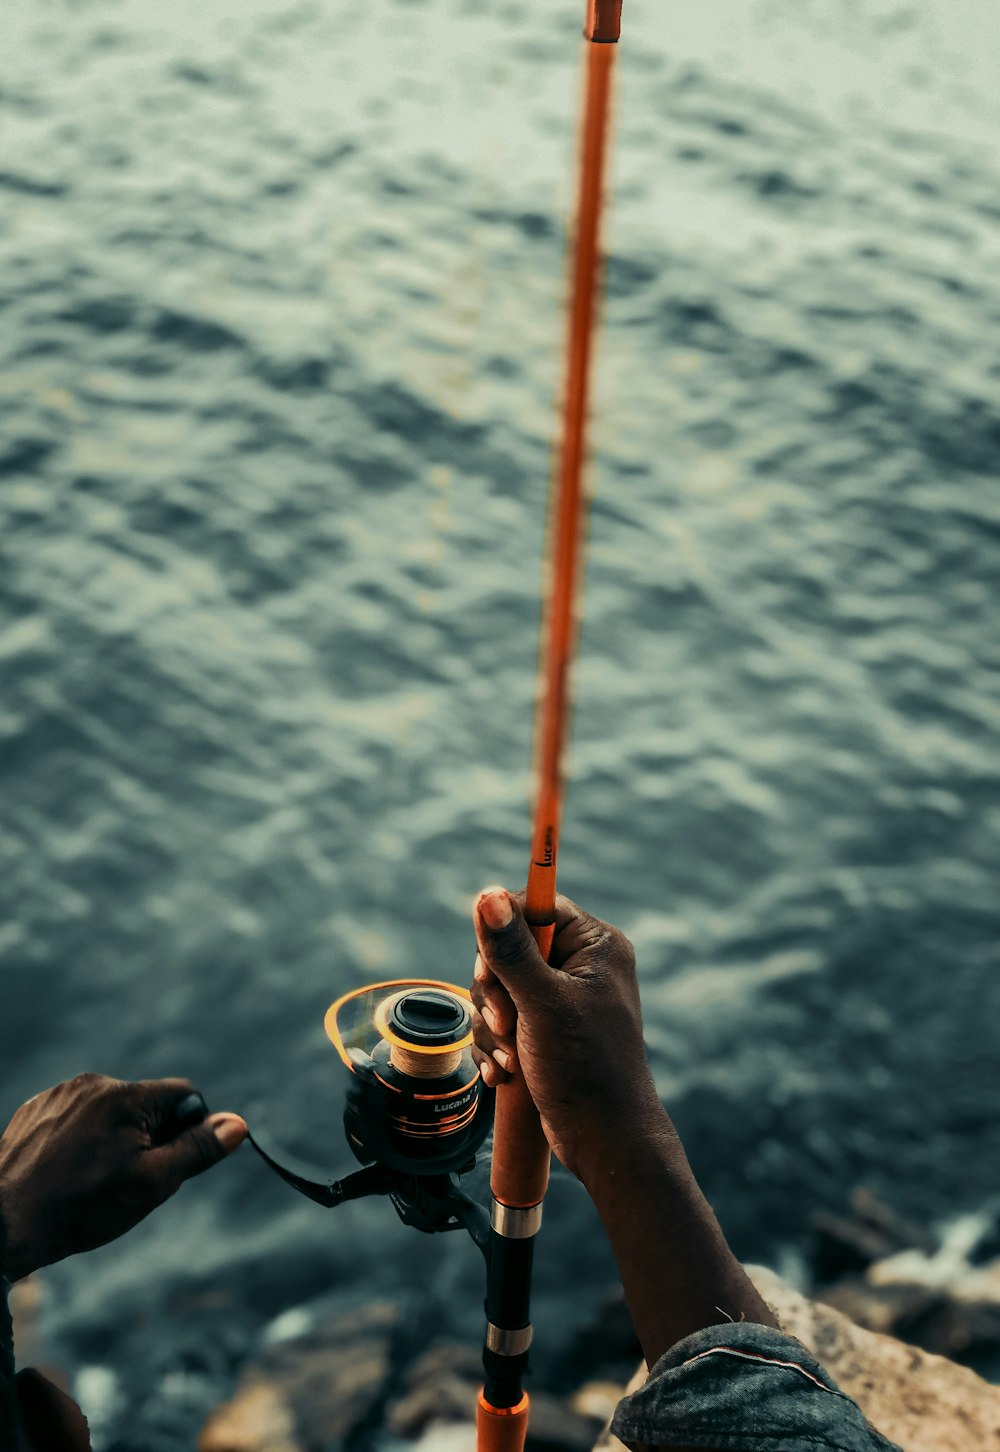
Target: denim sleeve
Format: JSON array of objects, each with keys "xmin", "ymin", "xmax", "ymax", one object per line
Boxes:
[{"xmin": 610, "ymin": 1320, "xmax": 903, "ymax": 1452}]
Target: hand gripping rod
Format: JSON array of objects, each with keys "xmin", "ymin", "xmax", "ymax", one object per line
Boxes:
[{"xmin": 477, "ymin": 4, "xmax": 623, "ymax": 1449}]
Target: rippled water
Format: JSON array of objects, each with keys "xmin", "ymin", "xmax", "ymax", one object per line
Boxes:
[{"xmin": 2, "ymin": 0, "xmax": 999, "ymax": 1444}]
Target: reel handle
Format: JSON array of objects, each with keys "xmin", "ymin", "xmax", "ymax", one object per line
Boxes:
[
  {"xmin": 161, "ymin": 1090, "xmax": 208, "ymax": 1139},
  {"xmin": 247, "ymin": 1127, "xmax": 362, "ymax": 1207},
  {"xmin": 247, "ymin": 1127, "xmax": 490, "ymax": 1244}
]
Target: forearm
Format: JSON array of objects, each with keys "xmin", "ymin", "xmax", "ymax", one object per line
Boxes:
[{"xmin": 578, "ymin": 1097, "xmax": 778, "ymax": 1370}]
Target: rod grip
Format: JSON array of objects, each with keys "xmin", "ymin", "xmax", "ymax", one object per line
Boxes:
[
  {"xmin": 477, "ymin": 1392, "xmax": 530, "ymax": 1452},
  {"xmin": 490, "ymin": 1074, "xmax": 550, "ymax": 1210}
]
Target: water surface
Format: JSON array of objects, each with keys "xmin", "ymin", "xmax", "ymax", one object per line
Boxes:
[{"xmin": 1, "ymin": 0, "xmax": 998, "ymax": 1444}]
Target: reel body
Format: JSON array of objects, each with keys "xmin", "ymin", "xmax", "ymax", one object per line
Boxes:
[
  {"xmin": 345, "ymin": 1038, "xmax": 490, "ymax": 1175},
  {"xmin": 330, "ymin": 979, "xmax": 493, "ymax": 1177},
  {"xmin": 252, "ymin": 979, "xmax": 493, "ymax": 1242}
]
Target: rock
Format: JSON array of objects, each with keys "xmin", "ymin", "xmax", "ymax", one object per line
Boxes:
[
  {"xmin": 592, "ymin": 1269, "xmax": 1000, "ymax": 1452},
  {"xmin": 199, "ymin": 1382, "xmax": 299, "ymax": 1452},
  {"xmin": 9, "ymin": 1275, "xmax": 45, "ymax": 1370},
  {"xmin": 198, "ymin": 1302, "xmax": 397, "ymax": 1452},
  {"xmin": 845, "ymin": 1247, "xmax": 1000, "ymax": 1369},
  {"xmin": 813, "ymin": 1187, "xmax": 936, "ymax": 1284},
  {"xmin": 819, "ymin": 1276, "xmax": 945, "ymax": 1341},
  {"xmin": 809, "ymin": 1201, "xmax": 1000, "ymax": 1373},
  {"xmin": 386, "ymin": 1340, "xmax": 602, "ymax": 1451},
  {"xmin": 409, "ymin": 1427, "xmax": 475, "ymax": 1452},
  {"xmin": 751, "ymin": 1265, "xmax": 1000, "ymax": 1452},
  {"xmin": 524, "ymin": 1391, "xmax": 604, "ymax": 1450},
  {"xmin": 569, "ymin": 1382, "xmax": 626, "ymax": 1425},
  {"xmin": 386, "ymin": 1344, "xmax": 481, "ymax": 1437},
  {"xmin": 591, "ymin": 1366, "xmax": 646, "ymax": 1451}
]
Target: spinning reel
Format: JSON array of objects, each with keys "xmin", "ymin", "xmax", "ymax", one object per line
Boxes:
[{"xmin": 250, "ymin": 980, "xmax": 494, "ymax": 1251}]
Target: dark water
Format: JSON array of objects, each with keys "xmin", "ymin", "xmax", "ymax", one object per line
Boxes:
[{"xmin": 1, "ymin": 0, "xmax": 999, "ymax": 1444}]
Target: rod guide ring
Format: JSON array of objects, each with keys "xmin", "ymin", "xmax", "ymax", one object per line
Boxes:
[
  {"xmin": 485, "ymin": 1323, "xmax": 533, "ymax": 1356},
  {"xmin": 491, "ymin": 1200, "xmax": 543, "ymax": 1239}
]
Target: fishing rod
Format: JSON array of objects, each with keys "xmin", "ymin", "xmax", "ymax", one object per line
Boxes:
[
  {"xmin": 249, "ymin": 3, "xmax": 623, "ymax": 1447},
  {"xmin": 478, "ymin": 3, "xmax": 622, "ymax": 1447}
]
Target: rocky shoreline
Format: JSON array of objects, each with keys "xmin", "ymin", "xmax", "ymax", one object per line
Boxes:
[{"xmin": 198, "ymin": 1190, "xmax": 1000, "ymax": 1452}]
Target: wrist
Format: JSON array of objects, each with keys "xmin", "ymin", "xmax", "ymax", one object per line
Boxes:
[{"xmin": 571, "ymin": 1080, "xmax": 677, "ymax": 1190}]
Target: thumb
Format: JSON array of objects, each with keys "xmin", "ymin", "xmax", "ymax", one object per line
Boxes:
[
  {"xmin": 146, "ymin": 1113, "xmax": 248, "ymax": 1191},
  {"xmin": 474, "ymin": 887, "xmax": 557, "ymax": 1004}
]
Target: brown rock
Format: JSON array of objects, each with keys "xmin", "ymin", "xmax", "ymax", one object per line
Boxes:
[
  {"xmin": 9, "ymin": 1276, "xmax": 45, "ymax": 1370},
  {"xmin": 386, "ymin": 1342, "xmax": 483, "ymax": 1436},
  {"xmin": 569, "ymin": 1382, "xmax": 627, "ymax": 1425},
  {"xmin": 199, "ymin": 1302, "xmax": 397, "ymax": 1452},
  {"xmin": 525, "ymin": 1391, "xmax": 604, "ymax": 1450},
  {"xmin": 751, "ymin": 1265, "xmax": 1000, "ymax": 1452},
  {"xmin": 591, "ymin": 1366, "xmax": 646, "ymax": 1451},
  {"xmin": 199, "ymin": 1382, "xmax": 299, "ymax": 1452},
  {"xmin": 409, "ymin": 1428, "xmax": 475, "ymax": 1452},
  {"xmin": 850, "ymin": 1249, "xmax": 1000, "ymax": 1363},
  {"xmin": 386, "ymin": 1346, "xmax": 479, "ymax": 1436},
  {"xmin": 820, "ymin": 1276, "xmax": 944, "ymax": 1340},
  {"xmin": 592, "ymin": 1270, "xmax": 1000, "ymax": 1452}
]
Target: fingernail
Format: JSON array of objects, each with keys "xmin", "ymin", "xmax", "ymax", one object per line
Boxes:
[
  {"xmin": 473, "ymin": 954, "xmax": 489, "ymax": 984},
  {"xmin": 493, "ymin": 1047, "xmax": 514, "ymax": 1072},
  {"xmin": 482, "ymin": 1004, "xmax": 499, "ymax": 1033},
  {"xmin": 208, "ymin": 1114, "xmax": 247, "ymax": 1152},
  {"xmin": 479, "ymin": 888, "xmax": 512, "ymax": 930},
  {"xmin": 479, "ymin": 1062, "xmax": 494, "ymax": 1086}
]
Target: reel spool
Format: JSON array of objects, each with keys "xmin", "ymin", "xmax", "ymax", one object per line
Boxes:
[{"xmin": 325, "ymin": 979, "xmax": 493, "ymax": 1176}]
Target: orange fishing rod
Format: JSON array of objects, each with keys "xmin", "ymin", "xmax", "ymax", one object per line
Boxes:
[{"xmin": 477, "ymin": 4, "xmax": 623, "ymax": 1449}]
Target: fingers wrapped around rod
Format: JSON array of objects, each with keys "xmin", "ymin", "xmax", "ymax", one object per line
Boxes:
[{"xmin": 471, "ymin": 964, "xmax": 518, "ymax": 1088}]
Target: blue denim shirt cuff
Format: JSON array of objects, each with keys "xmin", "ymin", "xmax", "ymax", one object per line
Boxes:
[{"xmin": 610, "ymin": 1320, "xmax": 903, "ymax": 1451}]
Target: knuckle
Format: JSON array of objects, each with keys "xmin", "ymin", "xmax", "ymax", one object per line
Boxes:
[
  {"xmin": 609, "ymin": 926, "xmax": 637, "ymax": 971},
  {"xmin": 70, "ymin": 1071, "xmax": 103, "ymax": 1089},
  {"xmin": 482, "ymin": 983, "xmax": 506, "ymax": 1015},
  {"xmin": 582, "ymin": 918, "xmax": 634, "ymax": 969},
  {"xmin": 489, "ymin": 926, "xmax": 531, "ymax": 969},
  {"xmin": 71, "ymin": 1072, "xmax": 120, "ymax": 1102},
  {"xmin": 472, "ymin": 1030, "xmax": 494, "ymax": 1056}
]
